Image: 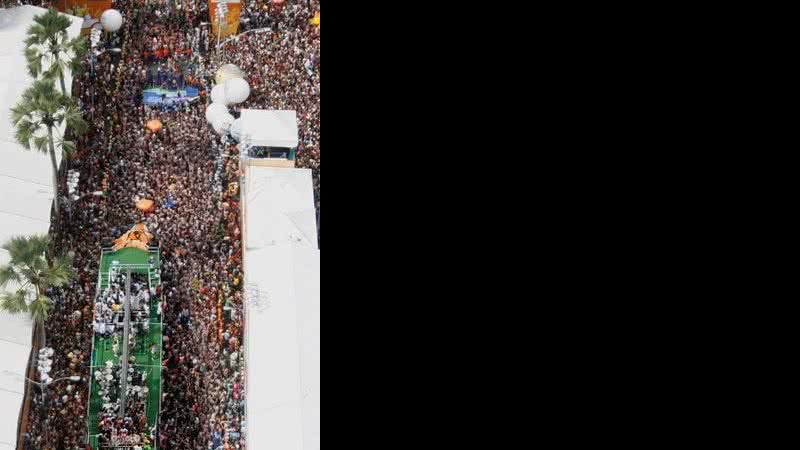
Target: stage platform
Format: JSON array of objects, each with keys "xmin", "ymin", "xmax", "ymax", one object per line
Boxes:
[{"xmin": 87, "ymin": 245, "xmax": 163, "ymax": 450}]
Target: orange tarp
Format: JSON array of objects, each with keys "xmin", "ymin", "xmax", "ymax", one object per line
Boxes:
[{"xmin": 112, "ymin": 224, "xmax": 154, "ymax": 252}]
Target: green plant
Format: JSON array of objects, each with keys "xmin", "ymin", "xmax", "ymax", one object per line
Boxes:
[
  {"xmin": 24, "ymin": 8, "xmax": 87, "ymax": 95},
  {"xmin": 0, "ymin": 235, "xmax": 74, "ymax": 348},
  {"xmin": 10, "ymin": 79, "xmax": 88, "ymax": 215}
]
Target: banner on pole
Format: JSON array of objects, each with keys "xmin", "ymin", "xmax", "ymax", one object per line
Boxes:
[{"xmin": 209, "ymin": 0, "xmax": 242, "ymax": 39}]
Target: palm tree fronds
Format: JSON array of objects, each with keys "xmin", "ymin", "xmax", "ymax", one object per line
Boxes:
[
  {"xmin": 28, "ymin": 295, "xmax": 52, "ymax": 323},
  {"xmin": 33, "ymin": 135, "xmax": 50, "ymax": 153},
  {"xmin": 43, "ymin": 57, "xmax": 67, "ymax": 83},
  {"xmin": 13, "ymin": 121, "xmax": 36, "ymax": 151},
  {"xmin": 0, "ymin": 235, "xmax": 72, "ymax": 321},
  {"xmin": 0, "ymin": 265, "xmax": 22, "ymax": 289},
  {"xmin": 61, "ymin": 101, "xmax": 87, "ymax": 135},
  {"xmin": 0, "ymin": 290, "xmax": 29, "ymax": 315},
  {"xmin": 2, "ymin": 235, "xmax": 48, "ymax": 264},
  {"xmin": 59, "ymin": 139, "xmax": 77, "ymax": 157},
  {"xmin": 24, "ymin": 46, "xmax": 44, "ymax": 78},
  {"xmin": 32, "ymin": 9, "xmax": 71, "ymax": 42},
  {"xmin": 44, "ymin": 255, "xmax": 74, "ymax": 288},
  {"xmin": 68, "ymin": 37, "xmax": 87, "ymax": 74}
]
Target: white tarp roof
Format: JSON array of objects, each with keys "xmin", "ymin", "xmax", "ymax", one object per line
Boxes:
[
  {"xmin": 0, "ymin": 312, "xmax": 33, "ymax": 450},
  {"xmin": 241, "ymin": 109, "xmax": 299, "ymax": 148},
  {"xmin": 0, "ymin": 6, "xmax": 82, "ymax": 448},
  {"xmin": 243, "ymin": 166, "xmax": 318, "ymax": 249},
  {"xmin": 244, "ymin": 166, "xmax": 320, "ymax": 450}
]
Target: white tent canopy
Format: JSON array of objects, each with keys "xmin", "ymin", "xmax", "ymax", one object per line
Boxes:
[
  {"xmin": 243, "ymin": 167, "xmax": 320, "ymax": 450},
  {"xmin": 0, "ymin": 6, "xmax": 82, "ymax": 448},
  {"xmin": 0, "ymin": 311, "xmax": 33, "ymax": 450},
  {"xmin": 241, "ymin": 109, "xmax": 299, "ymax": 148}
]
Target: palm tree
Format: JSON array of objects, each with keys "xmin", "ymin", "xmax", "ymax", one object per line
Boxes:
[
  {"xmin": 24, "ymin": 8, "xmax": 87, "ymax": 96},
  {"xmin": 0, "ymin": 235, "xmax": 74, "ymax": 349},
  {"xmin": 10, "ymin": 79, "xmax": 87, "ymax": 216}
]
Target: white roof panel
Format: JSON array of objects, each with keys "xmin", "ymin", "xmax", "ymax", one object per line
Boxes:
[
  {"xmin": 244, "ymin": 166, "xmax": 320, "ymax": 450},
  {"xmin": 240, "ymin": 109, "xmax": 299, "ymax": 148}
]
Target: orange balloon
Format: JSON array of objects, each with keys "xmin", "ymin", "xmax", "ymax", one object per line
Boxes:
[
  {"xmin": 146, "ymin": 120, "xmax": 162, "ymax": 133},
  {"xmin": 136, "ymin": 199, "xmax": 155, "ymax": 212}
]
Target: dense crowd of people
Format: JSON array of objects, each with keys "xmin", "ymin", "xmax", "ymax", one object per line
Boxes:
[
  {"xmin": 93, "ymin": 271, "xmax": 155, "ymax": 337},
  {"xmin": 220, "ymin": 0, "xmax": 321, "ymax": 217},
  {"xmin": 16, "ymin": 0, "xmax": 320, "ymax": 449}
]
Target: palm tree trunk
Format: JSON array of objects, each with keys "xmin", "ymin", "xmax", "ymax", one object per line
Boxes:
[
  {"xmin": 59, "ymin": 74, "xmax": 67, "ymax": 97},
  {"xmin": 47, "ymin": 126, "xmax": 60, "ymax": 217},
  {"xmin": 37, "ymin": 318, "xmax": 46, "ymax": 350}
]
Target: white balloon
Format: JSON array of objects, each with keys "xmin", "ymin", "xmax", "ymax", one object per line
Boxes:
[
  {"xmin": 101, "ymin": 9, "xmax": 123, "ymax": 32},
  {"xmin": 213, "ymin": 113, "xmax": 235, "ymax": 135},
  {"xmin": 205, "ymin": 103, "xmax": 229, "ymax": 124},
  {"xmin": 230, "ymin": 118, "xmax": 244, "ymax": 141},
  {"xmin": 225, "ymin": 77, "xmax": 250, "ymax": 104},
  {"xmin": 211, "ymin": 84, "xmax": 229, "ymax": 105}
]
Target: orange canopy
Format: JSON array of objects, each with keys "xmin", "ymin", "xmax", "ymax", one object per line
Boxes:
[
  {"xmin": 113, "ymin": 223, "xmax": 154, "ymax": 252},
  {"xmin": 146, "ymin": 120, "xmax": 162, "ymax": 133},
  {"xmin": 136, "ymin": 199, "xmax": 155, "ymax": 212}
]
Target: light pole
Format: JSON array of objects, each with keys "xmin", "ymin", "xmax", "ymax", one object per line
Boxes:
[
  {"xmin": 100, "ymin": 9, "xmax": 124, "ymax": 53},
  {"xmin": 94, "ymin": 47, "xmax": 122, "ymax": 66},
  {"xmin": 19, "ymin": 374, "xmax": 82, "ymax": 386},
  {"xmin": 2, "ymin": 370, "xmax": 82, "ymax": 386}
]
